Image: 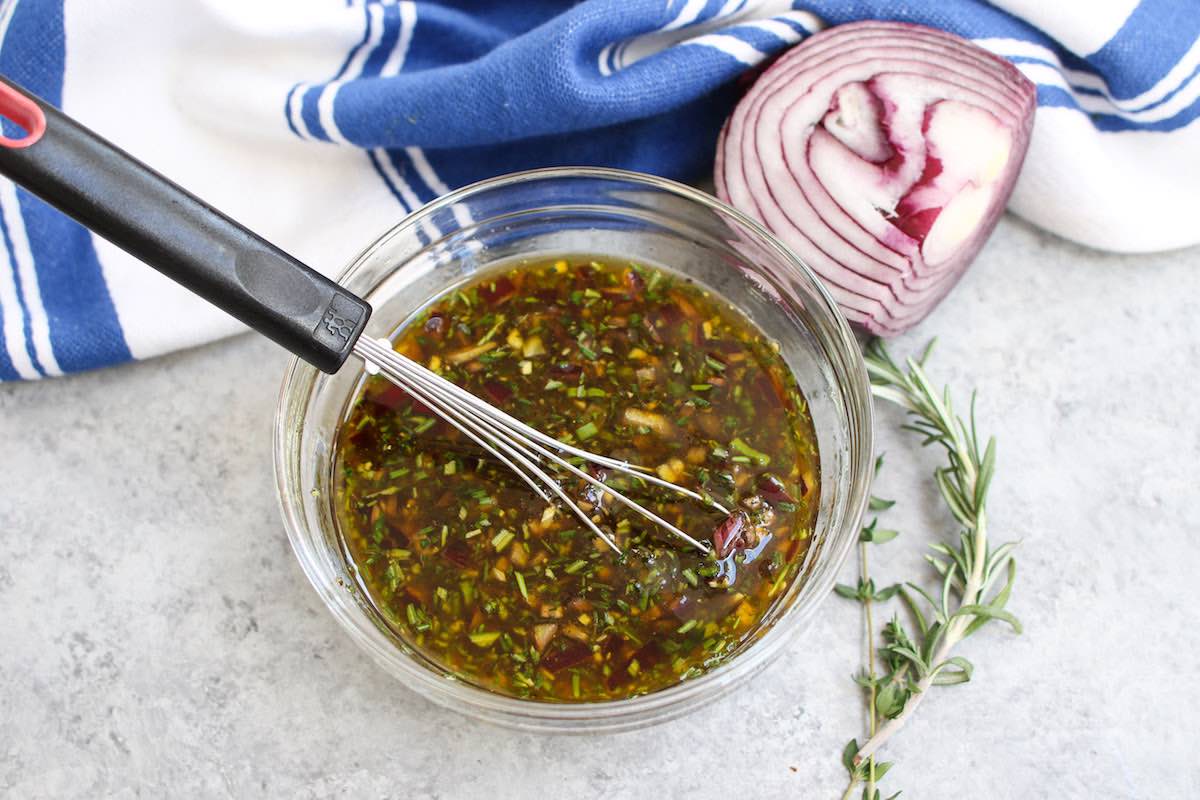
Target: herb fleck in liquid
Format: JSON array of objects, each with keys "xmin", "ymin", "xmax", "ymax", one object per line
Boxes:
[{"xmin": 334, "ymin": 258, "xmax": 819, "ymax": 701}]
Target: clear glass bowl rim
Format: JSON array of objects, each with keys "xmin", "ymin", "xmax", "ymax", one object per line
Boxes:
[{"xmin": 273, "ymin": 166, "xmax": 874, "ymax": 730}]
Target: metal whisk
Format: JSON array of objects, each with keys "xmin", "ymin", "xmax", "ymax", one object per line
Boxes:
[
  {"xmin": 353, "ymin": 337, "xmax": 722, "ymax": 555},
  {"xmin": 0, "ymin": 77, "xmax": 722, "ymax": 556}
]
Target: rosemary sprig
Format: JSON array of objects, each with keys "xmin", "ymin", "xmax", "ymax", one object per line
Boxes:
[{"xmin": 836, "ymin": 339, "xmax": 1021, "ymax": 800}]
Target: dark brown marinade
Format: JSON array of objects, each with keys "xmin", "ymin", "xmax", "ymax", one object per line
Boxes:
[{"xmin": 334, "ymin": 257, "xmax": 819, "ymax": 701}]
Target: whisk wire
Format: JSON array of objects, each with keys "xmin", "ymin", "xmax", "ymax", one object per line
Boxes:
[
  {"xmin": 353, "ymin": 336, "xmax": 717, "ymax": 555},
  {"xmin": 361, "ymin": 346, "xmax": 552, "ymax": 503},
  {"xmin": 359, "ymin": 338, "xmax": 621, "ymax": 553},
  {"xmin": 369, "ymin": 345, "xmax": 711, "ymax": 552},
  {"xmin": 364, "ymin": 337, "xmax": 726, "ymax": 513}
]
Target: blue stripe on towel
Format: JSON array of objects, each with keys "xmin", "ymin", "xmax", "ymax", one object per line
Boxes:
[
  {"xmin": 0, "ymin": 206, "xmax": 43, "ymax": 374},
  {"xmin": 0, "ymin": 315, "xmax": 17, "ymax": 378},
  {"xmin": 1140, "ymin": 61, "xmax": 1200, "ymax": 114},
  {"xmin": 1086, "ymin": 0, "xmax": 1200, "ymax": 100},
  {"xmin": 283, "ymin": 84, "xmax": 305, "ymax": 139},
  {"xmin": 719, "ymin": 22, "xmax": 801, "ymax": 54},
  {"xmin": 2, "ymin": 0, "xmax": 131, "ymax": 372},
  {"xmin": 295, "ymin": 2, "xmax": 376, "ymax": 142},
  {"xmin": 1036, "ymin": 84, "xmax": 1200, "ymax": 133},
  {"xmin": 332, "ymin": 2, "xmax": 377, "ymax": 82},
  {"xmin": 361, "ymin": 2, "xmax": 402, "ymax": 77},
  {"xmin": 299, "ymin": 85, "xmax": 330, "ymax": 142},
  {"xmin": 0, "ymin": 265, "xmax": 17, "ymax": 379},
  {"xmin": 356, "ymin": 3, "xmax": 442, "ymax": 214}
]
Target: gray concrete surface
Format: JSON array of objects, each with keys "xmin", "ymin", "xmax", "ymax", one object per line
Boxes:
[{"xmin": 1, "ymin": 215, "xmax": 1196, "ymax": 798}]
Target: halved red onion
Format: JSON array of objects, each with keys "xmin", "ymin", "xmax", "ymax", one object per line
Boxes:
[{"xmin": 715, "ymin": 21, "xmax": 1036, "ymax": 335}]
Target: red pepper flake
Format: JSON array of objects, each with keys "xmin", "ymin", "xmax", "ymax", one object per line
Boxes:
[
  {"xmin": 370, "ymin": 384, "xmax": 434, "ymax": 416},
  {"xmin": 348, "ymin": 426, "xmax": 379, "ymax": 452},
  {"xmin": 750, "ymin": 372, "xmax": 779, "ymax": 407},
  {"xmin": 441, "ymin": 539, "xmax": 473, "ymax": 568},
  {"xmin": 600, "ymin": 633, "xmax": 625, "ymax": 657},
  {"xmin": 632, "ymin": 640, "xmax": 665, "ymax": 669},
  {"xmin": 404, "ymin": 583, "xmax": 431, "ymax": 606},
  {"xmin": 656, "ymin": 303, "xmax": 684, "ymax": 328},
  {"xmin": 483, "ymin": 380, "xmax": 513, "ymax": 406},
  {"xmin": 606, "ymin": 640, "xmax": 665, "ymax": 690},
  {"xmin": 479, "ymin": 276, "xmax": 516, "ymax": 306},
  {"xmin": 539, "ymin": 639, "xmax": 591, "ymax": 672},
  {"xmin": 374, "ymin": 383, "xmax": 411, "ymax": 410},
  {"xmin": 785, "ymin": 537, "xmax": 804, "ymax": 561}
]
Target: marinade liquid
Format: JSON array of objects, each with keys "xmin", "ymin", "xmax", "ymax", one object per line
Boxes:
[{"xmin": 334, "ymin": 257, "xmax": 819, "ymax": 701}]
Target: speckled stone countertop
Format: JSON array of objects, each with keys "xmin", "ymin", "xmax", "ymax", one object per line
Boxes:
[{"xmin": 1, "ymin": 216, "xmax": 1196, "ymax": 799}]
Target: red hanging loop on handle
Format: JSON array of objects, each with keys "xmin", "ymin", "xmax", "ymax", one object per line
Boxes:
[{"xmin": 0, "ymin": 80, "xmax": 46, "ymax": 149}]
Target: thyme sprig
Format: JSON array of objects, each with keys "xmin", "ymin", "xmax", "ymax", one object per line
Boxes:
[{"xmin": 836, "ymin": 339, "xmax": 1021, "ymax": 800}]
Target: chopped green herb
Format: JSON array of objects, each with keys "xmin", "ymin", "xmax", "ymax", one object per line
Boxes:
[
  {"xmin": 491, "ymin": 529, "xmax": 516, "ymax": 552},
  {"xmin": 469, "ymin": 631, "xmax": 501, "ymax": 647},
  {"xmin": 731, "ymin": 437, "xmax": 771, "ymax": 466}
]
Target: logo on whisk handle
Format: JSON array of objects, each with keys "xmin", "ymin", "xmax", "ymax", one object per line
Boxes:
[
  {"xmin": 322, "ymin": 309, "xmax": 355, "ymax": 340},
  {"xmin": 313, "ymin": 294, "xmax": 367, "ymax": 355}
]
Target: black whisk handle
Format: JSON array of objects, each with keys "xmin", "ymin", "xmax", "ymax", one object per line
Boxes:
[{"xmin": 0, "ymin": 76, "xmax": 370, "ymax": 373}]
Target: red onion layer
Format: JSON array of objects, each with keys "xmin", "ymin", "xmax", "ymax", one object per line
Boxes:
[{"xmin": 715, "ymin": 21, "xmax": 1036, "ymax": 336}]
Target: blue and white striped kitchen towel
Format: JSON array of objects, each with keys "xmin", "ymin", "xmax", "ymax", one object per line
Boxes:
[{"xmin": 0, "ymin": 0, "xmax": 1196, "ymax": 380}]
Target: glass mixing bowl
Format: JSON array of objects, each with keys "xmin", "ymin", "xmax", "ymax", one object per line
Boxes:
[{"xmin": 274, "ymin": 167, "xmax": 873, "ymax": 733}]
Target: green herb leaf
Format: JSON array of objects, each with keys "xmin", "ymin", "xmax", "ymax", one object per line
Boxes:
[
  {"xmin": 866, "ymin": 528, "xmax": 900, "ymax": 544},
  {"xmin": 469, "ymin": 631, "xmax": 501, "ymax": 648},
  {"xmin": 730, "ymin": 436, "xmax": 770, "ymax": 466},
  {"xmin": 491, "ymin": 529, "xmax": 516, "ymax": 552},
  {"xmin": 874, "ymin": 583, "xmax": 902, "ymax": 602},
  {"xmin": 842, "ymin": 739, "xmax": 860, "ymax": 773},
  {"xmin": 931, "ymin": 655, "xmax": 974, "ymax": 685},
  {"xmin": 875, "ymin": 682, "xmax": 908, "ymax": 719},
  {"xmin": 952, "ymin": 604, "xmax": 1023, "ymax": 634}
]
